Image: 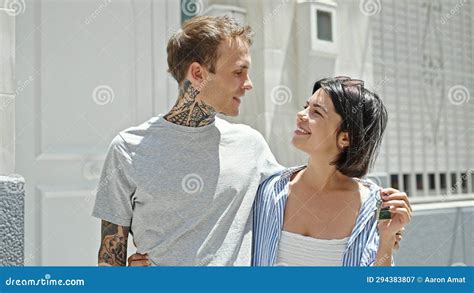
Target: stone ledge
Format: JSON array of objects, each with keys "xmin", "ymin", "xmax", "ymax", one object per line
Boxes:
[{"xmin": 0, "ymin": 175, "xmax": 25, "ymax": 196}]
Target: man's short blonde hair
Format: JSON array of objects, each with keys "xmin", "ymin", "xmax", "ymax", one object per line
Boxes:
[{"xmin": 167, "ymin": 15, "xmax": 253, "ymax": 83}]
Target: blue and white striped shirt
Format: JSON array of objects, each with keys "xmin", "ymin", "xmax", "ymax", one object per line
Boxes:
[{"xmin": 252, "ymin": 166, "xmax": 391, "ymax": 266}]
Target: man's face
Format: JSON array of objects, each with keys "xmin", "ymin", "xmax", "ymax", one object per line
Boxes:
[{"xmin": 199, "ymin": 37, "xmax": 253, "ymax": 116}]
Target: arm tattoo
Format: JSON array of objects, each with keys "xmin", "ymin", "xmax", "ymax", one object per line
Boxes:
[
  {"xmin": 164, "ymin": 79, "xmax": 216, "ymax": 127},
  {"xmin": 98, "ymin": 220, "xmax": 129, "ymax": 266}
]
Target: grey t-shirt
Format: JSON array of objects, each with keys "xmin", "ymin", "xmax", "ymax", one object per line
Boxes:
[{"xmin": 92, "ymin": 115, "xmax": 283, "ymax": 266}]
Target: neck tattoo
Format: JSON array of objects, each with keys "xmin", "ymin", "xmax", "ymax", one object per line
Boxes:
[{"xmin": 164, "ymin": 79, "xmax": 216, "ymax": 127}]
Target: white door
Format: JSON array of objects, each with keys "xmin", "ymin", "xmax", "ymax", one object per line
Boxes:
[{"xmin": 15, "ymin": 0, "xmax": 180, "ymax": 265}]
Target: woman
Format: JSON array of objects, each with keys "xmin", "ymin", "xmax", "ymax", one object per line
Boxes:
[{"xmin": 252, "ymin": 77, "xmax": 411, "ymax": 266}]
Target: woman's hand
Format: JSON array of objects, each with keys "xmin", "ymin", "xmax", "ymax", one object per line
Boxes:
[
  {"xmin": 378, "ymin": 188, "xmax": 412, "ymax": 246},
  {"xmin": 127, "ymin": 253, "xmax": 151, "ymax": 266},
  {"xmin": 373, "ymin": 188, "xmax": 411, "ymax": 266}
]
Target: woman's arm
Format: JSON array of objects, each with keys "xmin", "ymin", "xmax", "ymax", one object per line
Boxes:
[
  {"xmin": 98, "ymin": 220, "xmax": 129, "ymax": 266},
  {"xmin": 373, "ymin": 233, "xmax": 395, "ymax": 266}
]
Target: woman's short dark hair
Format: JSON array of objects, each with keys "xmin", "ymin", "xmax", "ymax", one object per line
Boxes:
[{"xmin": 312, "ymin": 77, "xmax": 388, "ymax": 178}]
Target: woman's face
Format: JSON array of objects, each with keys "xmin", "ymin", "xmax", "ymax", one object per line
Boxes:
[{"xmin": 291, "ymin": 88, "xmax": 347, "ymax": 157}]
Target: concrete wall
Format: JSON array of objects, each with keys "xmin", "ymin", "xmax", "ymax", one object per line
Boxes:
[{"xmin": 395, "ymin": 202, "xmax": 473, "ymax": 266}]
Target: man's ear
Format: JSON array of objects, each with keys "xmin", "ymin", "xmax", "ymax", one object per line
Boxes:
[
  {"xmin": 338, "ymin": 131, "xmax": 350, "ymax": 149},
  {"xmin": 187, "ymin": 62, "xmax": 205, "ymax": 85}
]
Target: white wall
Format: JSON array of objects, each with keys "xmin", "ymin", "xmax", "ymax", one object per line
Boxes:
[{"xmin": 0, "ymin": 7, "xmax": 15, "ymax": 175}]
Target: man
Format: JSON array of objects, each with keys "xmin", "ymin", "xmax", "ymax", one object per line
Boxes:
[
  {"xmin": 92, "ymin": 15, "xmax": 283, "ymax": 266},
  {"xmin": 93, "ymin": 15, "xmax": 404, "ymax": 266}
]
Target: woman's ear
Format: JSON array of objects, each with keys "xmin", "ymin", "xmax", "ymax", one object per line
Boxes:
[{"xmin": 338, "ymin": 131, "xmax": 350, "ymax": 149}]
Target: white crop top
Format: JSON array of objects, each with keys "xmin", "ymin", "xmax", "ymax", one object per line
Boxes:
[{"xmin": 275, "ymin": 231, "xmax": 349, "ymax": 266}]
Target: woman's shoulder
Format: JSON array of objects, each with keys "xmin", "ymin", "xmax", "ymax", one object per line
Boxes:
[
  {"xmin": 257, "ymin": 166, "xmax": 305, "ymax": 200},
  {"xmin": 354, "ymin": 177, "xmax": 383, "ymax": 207},
  {"xmin": 258, "ymin": 169, "xmax": 285, "ymax": 193},
  {"xmin": 260, "ymin": 166, "xmax": 305, "ymax": 187}
]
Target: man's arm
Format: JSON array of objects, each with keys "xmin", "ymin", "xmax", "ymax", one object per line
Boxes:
[{"xmin": 98, "ymin": 220, "xmax": 129, "ymax": 266}]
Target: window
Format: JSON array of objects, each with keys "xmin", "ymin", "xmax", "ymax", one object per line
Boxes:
[
  {"xmin": 403, "ymin": 174, "xmax": 411, "ymax": 194},
  {"xmin": 390, "ymin": 174, "xmax": 399, "ymax": 190},
  {"xmin": 310, "ymin": 1, "xmax": 337, "ymax": 54},
  {"xmin": 440, "ymin": 173, "xmax": 446, "ymax": 190},
  {"xmin": 416, "ymin": 174, "xmax": 423, "ymax": 190},
  {"xmin": 451, "ymin": 172, "xmax": 458, "ymax": 193},
  {"xmin": 472, "ymin": 172, "xmax": 474, "ymax": 192},
  {"xmin": 317, "ymin": 10, "xmax": 332, "ymax": 41},
  {"xmin": 460, "ymin": 172, "xmax": 468, "ymax": 193},
  {"xmin": 428, "ymin": 173, "xmax": 436, "ymax": 190}
]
